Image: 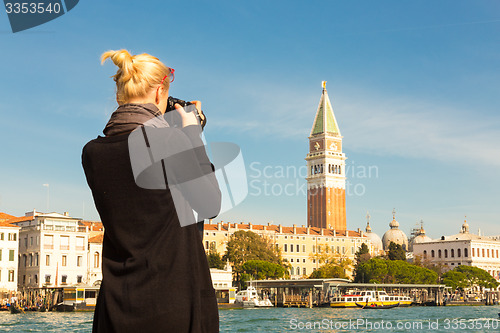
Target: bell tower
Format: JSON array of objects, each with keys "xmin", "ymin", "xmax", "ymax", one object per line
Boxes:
[{"xmin": 305, "ymin": 81, "xmax": 347, "ymax": 230}]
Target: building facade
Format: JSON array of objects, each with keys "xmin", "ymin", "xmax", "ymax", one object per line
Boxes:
[
  {"xmin": 306, "ymin": 82, "xmax": 347, "ymax": 230},
  {"xmin": 0, "ymin": 222, "xmax": 20, "ymax": 295},
  {"xmin": 203, "ymin": 221, "xmax": 370, "ymax": 279},
  {"xmin": 11, "ymin": 210, "xmax": 89, "ymax": 289},
  {"xmin": 413, "ymin": 220, "xmax": 500, "ymax": 282}
]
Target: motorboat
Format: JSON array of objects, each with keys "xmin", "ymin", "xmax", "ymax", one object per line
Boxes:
[
  {"xmin": 330, "ymin": 290, "xmax": 411, "ymax": 308},
  {"xmin": 235, "ymin": 286, "xmax": 273, "ymax": 308}
]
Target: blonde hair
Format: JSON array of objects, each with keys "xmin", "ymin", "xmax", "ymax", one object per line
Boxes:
[{"xmin": 101, "ymin": 49, "xmax": 170, "ymax": 105}]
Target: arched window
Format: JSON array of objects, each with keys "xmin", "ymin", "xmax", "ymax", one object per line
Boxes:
[
  {"xmin": 457, "ymin": 249, "xmax": 461, "ymax": 257},
  {"xmin": 444, "ymin": 249, "xmax": 448, "ymax": 258},
  {"xmin": 290, "ymin": 267, "xmax": 294, "ymax": 275},
  {"xmin": 464, "ymin": 248, "xmax": 468, "ymax": 257},
  {"xmin": 431, "ymin": 250, "xmax": 435, "ymax": 258},
  {"xmin": 451, "ymin": 249, "xmax": 454, "ymax": 258},
  {"xmin": 423, "ymin": 250, "xmax": 427, "ymax": 259},
  {"xmin": 438, "ymin": 250, "xmax": 442, "ymax": 258}
]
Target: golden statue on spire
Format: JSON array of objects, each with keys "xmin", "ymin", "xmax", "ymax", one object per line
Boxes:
[{"xmin": 322, "ymin": 81, "xmax": 327, "ymax": 90}]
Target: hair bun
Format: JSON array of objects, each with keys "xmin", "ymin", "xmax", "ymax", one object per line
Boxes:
[{"xmin": 101, "ymin": 49, "xmax": 137, "ymax": 82}]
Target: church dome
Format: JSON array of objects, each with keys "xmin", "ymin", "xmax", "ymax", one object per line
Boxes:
[
  {"xmin": 364, "ymin": 213, "xmax": 383, "ymax": 254},
  {"xmin": 382, "ymin": 209, "xmax": 408, "ymax": 251}
]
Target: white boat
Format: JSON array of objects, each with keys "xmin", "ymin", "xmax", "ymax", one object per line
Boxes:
[
  {"xmin": 235, "ymin": 286, "xmax": 273, "ymax": 307},
  {"xmin": 330, "ymin": 290, "xmax": 412, "ymax": 308}
]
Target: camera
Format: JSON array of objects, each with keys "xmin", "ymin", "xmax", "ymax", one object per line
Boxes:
[{"xmin": 165, "ymin": 96, "xmax": 206, "ymax": 129}]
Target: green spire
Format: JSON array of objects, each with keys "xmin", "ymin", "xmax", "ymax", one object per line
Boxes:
[{"xmin": 310, "ymin": 81, "xmax": 341, "ymax": 136}]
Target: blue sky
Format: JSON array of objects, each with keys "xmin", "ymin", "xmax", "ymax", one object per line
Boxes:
[{"xmin": 1, "ymin": 0, "xmax": 499, "ymax": 239}]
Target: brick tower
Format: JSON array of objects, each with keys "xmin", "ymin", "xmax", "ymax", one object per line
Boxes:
[{"xmin": 306, "ymin": 81, "xmax": 347, "ymax": 230}]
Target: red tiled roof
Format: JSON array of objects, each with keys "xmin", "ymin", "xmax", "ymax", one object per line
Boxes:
[
  {"xmin": 0, "ymin": 221, "xmax": 21, "ymax": 228},
  {"xmin": 7, "ymin": 215, "xmax": 34, "ymax": 223},
  {"xmin": 0, "ymin": 212, "xmax": 16, "ymax": 221},
  {"xmin": 203, "ymin": 222, "xmax": 363, "ymax": 238},
  {"xmin": 89, "ymin": 233, "xmax": 104, "ymax": 244},
  {"xmin": 80, "ymin": 221, "xmax": 104, "ymax": 231}
]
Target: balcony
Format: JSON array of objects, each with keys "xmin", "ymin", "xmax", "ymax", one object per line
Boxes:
[
  {"xmin": 60, "ymin": 245, "xmax": 70, "ymax": 250},
  {"xmin": 43, "ymin": 244, "xmax": 54, "ymax": 250}
]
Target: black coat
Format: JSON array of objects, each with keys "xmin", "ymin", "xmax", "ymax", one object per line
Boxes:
[{"xmin": 82, "ymin": 104, "xmax": 221, "ymax": 332}]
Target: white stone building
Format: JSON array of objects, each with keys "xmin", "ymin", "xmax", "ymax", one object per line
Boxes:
[
  {"xmin": 0, "ymin": 221, "xmax": 20, "ymax": 295},
  {"xmin": 87, "ymin": 233, "xmax": 103, "ymax": 286},
  {"xmin": 413, "ymin": 220, "xmax": 500, "ymax": 282},
  {"xmin": 12, "ymin": 210, "xmax": 89, "ymax": 288}
]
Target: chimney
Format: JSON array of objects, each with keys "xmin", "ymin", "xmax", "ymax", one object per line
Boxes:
[
  {"xmin": 279, "ymin": 224, "xmax": 282, "ymax": 233},
  {"xmin": 64, "ymin": 212, "xmax": 69, "ymax": 217},
  {"xmin": 209, "ymin": 219, "xmax": 213, "ymax": 224},
  {"xmin": 320, "ymin": 228, "xmax": 324, "ymax": 236},
  {"xmin": 217, "ymin": 222, "xmax": 222, "ymax": 231},
  {"xmin": 302, "ymin": 225, "xmax": 305, "ymax": 228},
  {"xmin": 306, "ymin": 227, "xmax": 310, "ymax": 235},
  {"xmin": 267, "ymin": 222, "xmax": 271, "ymax": 226},
  {"xmin": 333, "ymin": 229, "xmax": 336, "ymax": 237},
  {"xmin": 248, "ymin": 222, "xmax": 252, "ymax": 230},
  {"xmin": 293, "ymin": 224, "xmax": 296, "ymax": 234}
]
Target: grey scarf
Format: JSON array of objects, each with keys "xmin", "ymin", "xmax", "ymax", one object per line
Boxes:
[{"xmin": 103, "ymin": 103, "xmax": 168, "ymax": 136}]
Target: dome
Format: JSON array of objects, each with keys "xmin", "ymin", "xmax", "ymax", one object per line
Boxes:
[
  {"xmin": 364, "ymin": 213, "xmax": 383, "ymax": 254},
  {"xmin": 382, "ymin": 209, "xmax": 408, "ymax": 251},
  {"xmin": 412, "ymin": 234, "xmax": 432, "ymax": 244},
  {"xmin": 461, "ymin": 218, "xmax": 469, "ymax": 234}
]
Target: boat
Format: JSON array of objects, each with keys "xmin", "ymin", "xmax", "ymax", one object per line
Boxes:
[
  {"xmin": 54, "ymin": 302, "xmax": 75, "ymax": 312},
  {"xmin": 9, "ymin": 305, "xmax": 24, "ymax": 314},
  {"xmin": 355, "ymin": 302, "xmax": 400, "ymax": 309},
  {"xmin": 330, "ymin": 290, "xmax": 411, "ymax": 308},
  {"xmin": 235, "ymin": 286, "xmax": 273, "ymax": 308}
]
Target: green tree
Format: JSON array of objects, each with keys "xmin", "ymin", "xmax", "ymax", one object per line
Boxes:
[
  {"xmin": 355, "ymin": 243, "xmax": 371, "ymax": 264},
  {"xmin": 223, "ymin": 231, "xmax": 285, "ymax": 288},
  {"xmin": 240, "ymin": 260, "xmax": 287, "ymax": 288},
  {"xmin": 387, "ymin": 242, "xmax": 406, "ymax": 261},
  {"xmin": 354, "ymin": 258, "xmax": 438, "ymax": 284},
  {"xmin": 308, "ymin": 263, "xmax": 347, "ymax": 279},
  {"xmin": 452, "ymin": 265, "xmax": 499, "ymax": 290},
  {"xmin": 206, "ymin": 248, "xmax": 225, "ymax": 270},
  {"xmin": 442, "ymin": 271, "xmax": 468, "ymax": 290}
]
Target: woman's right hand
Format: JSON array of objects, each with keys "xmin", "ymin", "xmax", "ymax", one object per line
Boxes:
[{"xmin": 174, "ymin": 102, "xmax": 199, "ymax": 128}]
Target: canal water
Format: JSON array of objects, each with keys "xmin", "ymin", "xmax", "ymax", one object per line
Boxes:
[{"xmin": 0, "ymin": 306, "xmax": 499, "ymax": 332}]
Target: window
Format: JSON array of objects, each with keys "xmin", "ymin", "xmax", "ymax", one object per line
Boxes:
[
  {"xmin": 457, "ymin": 249, "xmax": 461, "ymax": 257},
  {"xmin": 23, "ymin": 275, "xmax": 26, "ymax": 284},
  {"xmin": 290, "ymin": 267, "xmax": 294, "ymax": 275},
  {"xmin": 303, "ymin": 245, "xmax": 306, "ymax": 252},
  {"xmin": 94, "ymin": 252, "xmax": 100, "ymax": 268},
  {"xmin": 290, "ymin": 244, "xmax": 293, "ymax": 252},
  {"xmin": 8, "ymin": 233, "xmax": 16, "ymax": 241},
  {"xmin": 472, "ymin": 248, "xmax": 475, "ymax": 257},
  {"xmin": 77, "ymin": 256, "xmax": 82, "ymax": 267},
  {"xmin": 9, "ymin": 250, "xmax": 14, "ymax": 261},
  {"xmin": 303, "ymin": 267, "xmax": 306, "ymax": 275},
  {"xmin": 30, "ymin": 237, "xmax": 33, "ymax": 246},
  {"xmin": 296, "ymin": 244, "xmax": 299, "ymax": 252},
  {"xmin": 482, "ymin": 249, "xmax": 485, "ymax": 257},
  {"xmin": 77, "ymin": 275, "xmax": 82, "ymax": 283},
  {"xmin": 29, "ymin": 254, "xmax": 33, "ymax": 266},
  {"xmin": 451, "ymin": 249, "xmax": 454, "ymax": 258},
  {"xmin": 76, "ymin": 237, "xmax": 85, "ymax": 251},
  {"xmin": 284, "ymin": 244, "xmax": 288, "ymax": 252},
  {"xmin": 423, "ymin": 250, "xmax": 427, "ymax": 259},
  {"xmin": 312, "ymin": 245, "xmax": 315, "ymax": 253},
  {"xmin": 431, "ymin": 250, "xmax": 435, "ymax": 258},
  {"xmin": 464, "ymin": 248, "xmax": 468, "ymax": 257},
  {"xmin": 45, "ymin": 275, "xmax": 51, "ymax": 284},
  {"xmin": 62, "ymin": 255, "xmax": 67, "ymax": 266},
  {"xmin": 8, "ymin": 270, "xmax": 14, "ymax": 282},
  {"xmin": 24, "ymin": 237, "xmax": 27, "ymax": 248},
  {"xmin": 0, "ymin": 233, "xmax": 3, "ymax": 240},
  {"xmin": 61, "ymin": 275, "xmax": 67, "ymax": 284},
  {"xmin": 205, "ymin": 241, "xmax": 209, "ymax": 249},
  {"xmin": 46, "ymin": 255, "xmax": 50, "ymax": 266},
  {"xmin": 34, "ymin": 275, "xmax": 38, "ymax": 284},
  {"xmin": 438, "ymin": 250, "xmax": 442, "ymax": 258},
  {"xmin": 444, "ymin": 249, "xmax": 448, "ymax": 258},
  {"xmin": 60, "ymin": 236, "xmax": 69, "ymax": 250},
  {"xmin": 44, "ymin": 235, "xmax": 54, "ymax": 249}
]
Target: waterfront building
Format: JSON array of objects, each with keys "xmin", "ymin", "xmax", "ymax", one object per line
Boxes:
[
  {"xmin": 413, "ymin": 219, "xmax": 500, "ymax": 282},
  {"xmin": 382, "ymin": 209, "xmax": 409, "ymax": 251},
  {"xmin": 87, "ymin": 233, "xmax": 103, "ymax": 286},
  {"xmin": 0, "ymin": 220, "xmax": 20, "ymax": 296},
  {"xmin": 363, "ymin": 213, "xmax": 383, "ymax": 256},
  {"xmin": 203, "ymin": 221, "xmax": 369, "ymax": 279},
  {"xmin": 306, "ymin": 81, "xmax": 347, "ymax": 230},
  {"xmin": 11, "ymin": 210, "xmax": 89, "ymax": 288}
]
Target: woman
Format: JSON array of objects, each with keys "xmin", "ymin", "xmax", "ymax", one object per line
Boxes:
[{"xmin": 82, "ymin": 49, "xmax": 221, "ymax": 332}]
